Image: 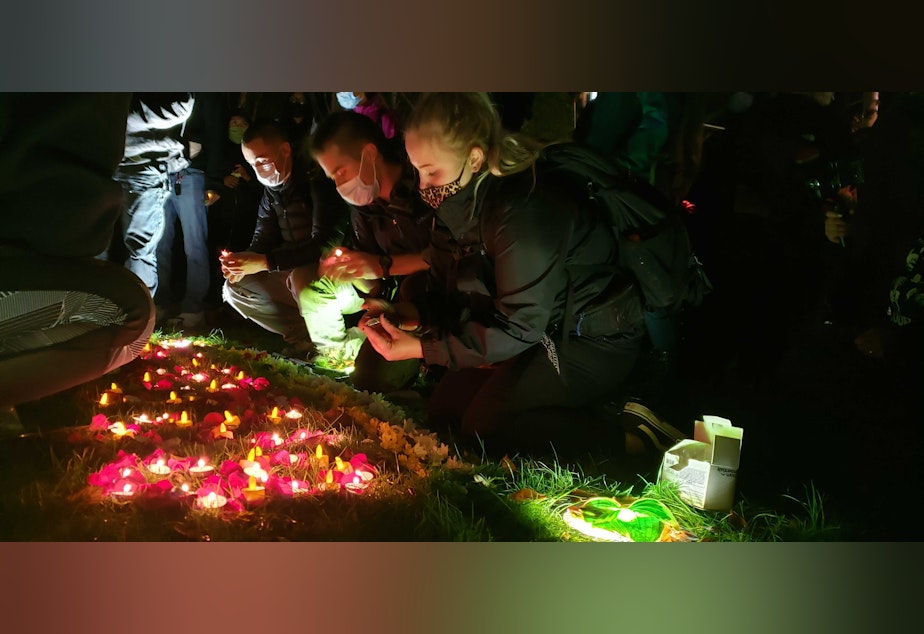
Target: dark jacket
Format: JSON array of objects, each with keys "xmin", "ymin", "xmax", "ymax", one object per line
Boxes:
[
  {"xmin": 0, "ymin": 93, "xmax": 131, "ymax": 258},
  {"xmin": 415, "ymin": 168, "xmax": 632, "ymax": 370},
  {"xmin": 248, "ymin": 163, "xmax": 349, "ymax": 271},
  {"xmin": 349, "ymin": 162, "xmax": 433, "ymax": 257}
]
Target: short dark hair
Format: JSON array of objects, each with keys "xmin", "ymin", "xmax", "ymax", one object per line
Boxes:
[
  {"xmin": 242, "ymin": 118, "xmax": 290, "ymax": 146},
  {"xmin": 309, "ymin": 110, "xmax": 388, "ymax": 160}
]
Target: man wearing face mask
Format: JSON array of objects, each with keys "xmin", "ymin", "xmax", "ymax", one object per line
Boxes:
[
  {"xmin": 309, "ymin": 110, "xmax": 433, "ymax": 392},
  {"xmin": 219, "ymin": 119, "xmax": 350, "ymax": 360}
]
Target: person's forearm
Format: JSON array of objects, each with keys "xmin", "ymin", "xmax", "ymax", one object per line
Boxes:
[{"xmin": 388, "ymin": 253, "xmax": 429, "ymax": 277}]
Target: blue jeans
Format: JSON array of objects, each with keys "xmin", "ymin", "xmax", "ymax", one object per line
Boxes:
[
  {"xmin": 156, "ymin": 168, "xmax": 209, "ymax": 313},
  {"xmin": 120, "ymin": 182, "xmax": 169, "ymax": 295}
]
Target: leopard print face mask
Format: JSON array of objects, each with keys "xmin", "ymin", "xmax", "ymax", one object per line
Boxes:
[{"xmin": 419, "ymin": 162, "xmax": 467, "ymax": 209}]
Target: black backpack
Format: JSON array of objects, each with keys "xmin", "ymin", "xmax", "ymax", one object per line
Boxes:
[{"xmin": 536, "ymin": 142, "xmax": 712, "ymax": 314}]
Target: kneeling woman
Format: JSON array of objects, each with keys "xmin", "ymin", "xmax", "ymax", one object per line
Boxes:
[{"xmin": 360, "ymin": 92, "xmax": 673, "ymax": 460}]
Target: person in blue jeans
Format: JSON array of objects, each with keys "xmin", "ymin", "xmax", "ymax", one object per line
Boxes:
[
  {"xmin": 155, "ymin": 166, "xmax": 210, "ymax": 329},
  {"xmin": 109, "ymin": 94, "xmax": 196, "ymax": 311}
]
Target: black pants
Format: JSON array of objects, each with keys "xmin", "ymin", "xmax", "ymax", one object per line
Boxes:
[{"xmin": 428, "ymin": 326, "xmax": 644, "ymax": 459}]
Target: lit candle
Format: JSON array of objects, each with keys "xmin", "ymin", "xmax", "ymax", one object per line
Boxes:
[
  {"xmin": 143, "ymin": 371, "xmax": 152, "ymax": 383},
  {"xmin": 319, "ymin": 469, "xmax": 338, "ymax": 492},
  {"xmin": 108, "ymin": 421, "xmax": 133, "ymax": 438},
  {"xmin": 315, "ymin": 444, "xmax": 329, "ymax": 469},
  {"xmin": 236, "ymin": 371, "xmax": 245, "ymax": 381},
  {"xmin": 334, "ymin": 456, "xmax": 354, "ymax": 474},
  {"xmin": 110, "ymin": 482, "xmax": 135, "ymax": 498},
  {"xmin": 267, "ymin": 406, "xmax": 282, "ymax": 425},
  {"xmin": 147, "ymin": 458, "xmax": 170, "ymax": 475},
  {"xmin": 166, "ymin": 391, "xmax": 182, "ymax": 405},
  {"xmin": 223, "ymin": 410, "xmax": 241, "ymax": 430},
  {"xmin": 212, "ymin": 422, "xmax": 234, "ymax": 440},
  {"xmin": 192, "ymin": 358, "xmax": 200, "ymax": 367},
  {"xmin": 189, "ymin": 458, "xmax": 213, "ymax": 476},
  {"xmin": 334, "ymin": 248, "xmax": 343, "ymax": 257},
  {"xmin": 242, "ymin": 475, "xmax": 266, "ymax": 503},
  {"xmin": 196, "ymin": 491, "xmax": 227, "ymax": 509},
  {"xmin": 285, "ymin": 409, "xmax": 302, "ymax": 421},
  {"xmin": 175, "ymin": 410, "xmax": 192, "ymax": 428},
  {"xmin": 272, "ymin": 433, "xmax": 282, "ymax": 447},
  {"xmin": 207, "ymin": 379, "xmax": 219, "ymax": 393},
  {"xmin": 143, "ymin": 343, "xmax": 152, "ymax": 352},
  {"xmin": 98, "ymin": 392, "xmax": 110, "ymax": 407}
]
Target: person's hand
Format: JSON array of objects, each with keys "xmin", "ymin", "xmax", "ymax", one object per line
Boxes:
[
  {"xmin": 360, "ymin": 299, "xmax": 420, "ymax": 331},
  {"xmin": 319, "ymin": 247, "xmax": 381, "ymax": 282},
  {"xmin": 219, "ymin": 250, "xmax": 268, "ymax": 278},
  {"xmin": 233, "ymin": 164, "xmax": 251, "ymax": 182},
  {"xmin": 361, "ymin": 313, "xmax": 423, "ymax": 361},
  {"xmin": 223, "ymin": 174, "xmax": 240, "ymax": 189},
  {"xmin": 825, "ymin": 210, "xmax": 849, "ymax": 244}
]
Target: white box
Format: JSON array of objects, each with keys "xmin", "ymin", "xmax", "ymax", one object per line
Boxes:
[{"xmin": 659, "ymin": 415, "xmax": 743, "ymax": 511}]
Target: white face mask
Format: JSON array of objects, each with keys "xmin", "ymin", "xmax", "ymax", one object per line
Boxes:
[
  {"xmin": 254, "ymin": 160, "xmax": 290, "ymax": 189},
  {"xmin": 336, "ymin": 151, "xmax": 379, "ymax": 206}
]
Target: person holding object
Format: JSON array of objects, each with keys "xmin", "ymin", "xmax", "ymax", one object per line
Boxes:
[
  {"xmin": 309, "ymin": 110, "xmax": 433, "ymax": 391},
  {"xmin": 358, "ymin": 93, "xmax": 685, "ymax": 460}
]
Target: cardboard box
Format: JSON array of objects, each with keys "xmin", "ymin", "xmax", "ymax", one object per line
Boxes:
[{"xmin": 659, "ymin": 415, "xmax": 743, "ymax": 511}]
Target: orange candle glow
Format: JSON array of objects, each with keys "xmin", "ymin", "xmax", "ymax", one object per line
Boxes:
[{"xmin": 176, "ymin": 410, "xmax": 192, "ymax": 428}]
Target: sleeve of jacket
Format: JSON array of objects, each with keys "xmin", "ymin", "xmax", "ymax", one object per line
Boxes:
[
  {"xmin": 247, "ymin": 193, "xmax": 281, "ymax": 256},
  {"xmin": 419, "ymin": 184, "xmax": 572, "ymax": 370},
  {"xmin": 265, "ymin": 172, "xmax": 349, "ymax": 270}
]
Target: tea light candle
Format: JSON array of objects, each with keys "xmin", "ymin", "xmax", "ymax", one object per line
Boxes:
[
  {"xmin": 319, "ymin": 469, "xmax": 338, "ymax": 492},
  {"xmin": 236, "ymin": 370, "xmax": 245, "ymax": 381},
  {"xmin": 108, "ymin": 421, "xmax": 133, "ymax": 438},
  {"xmin": 189, "ymin": 458, "xmax": 213, "ymax": 476},
  {"xmin": 267, "ymin": 406, "xmax": 282, "ymax": 425},
  {"xmin": 175, "ymin": 410, "xmax": 192, "ymax": 428},
  {"xmin": 223, "ymin": 410, "xmax": 241, "ymax": 430},
  {"xmin": 166, "ymin": 391, "xmax": 182, "ymax": 405},
  {"xmin": 242, "ymin": 475, "xmax": 266, "ymax": 503},
  {"xmin": 334, "ymin": 248, "xmax": 343, "ymax": 257},
  {"xmin": 111, "ymin": 483, "xmax": 135, "ymax": 498},
  {"xmin": 334, "ymin": 456, "xmax": 354, "ymax": 474},
  {"xmin": 143, "ymin": 371, "xmax": 152, "ymax": 383},
  {"xmin": 98, "ymin": 392, "xmax": 111, "ymax": 407},
  {"xmin": 147, "ymin": 458, "xmax": 171, "ymax": 475},
  {"xmin": 315, "ymin": 444, "xmax": 329, "ymax": 469},
  {"xmin": 207, "ymin": 379, "xmax": 219, "ymax": 393},
  {"xmin": 196, "ymin": 491, "xmax": 227, "ymax": 509},
  {"xmin": 285, "ymin": 409, "xmax": 303, "ymax": 421},
  {"xmin": 211, "ymin": 422, "xmax": 234, "ymax": 440}
]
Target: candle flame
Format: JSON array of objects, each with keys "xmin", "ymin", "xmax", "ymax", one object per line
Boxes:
[
  {"xmin": 236, "ymin": 371, "xmax": 245, "ymax": 380},
  {"xmin": 143, "ymin": 372, "xmax": 151, "ymax": 382},
  {"xmin": 123, "ymin": 483, "xmax": 132, "ymax": 494},
  {"xmin": 316, "ymin": 445, "xmax": 324, "ymax": 458},
  {"xmin": 198, "ymin": 458, "xmax": 206, "ymax": 468},
  {"xmin": 181, "ymin": 411, "xmax": 189, "ymax": 423},
  {"xmin": 122, "ymin": 468, "xmax": 131, "ymax": 477},
  {"xmin": 247, "ymin": 448, "xmax": 256, "ymax": 461},
  {"xmin": 181, "ymin": 483, "xmax": 189, "ymax": 492},
  {"xmin": 325, "ymin": 470, "xmax": 333, "ymax": 484},
  {"xmin": 99, "ymin": 393, "xmax": 109, "ymax": 406},
  {"xmin": 335, "ymin": 456, "xmax": 344, "ymax": 470},
  {"xmin": 209, "ymin": 379, "xmax": 218, "ymax": 390}
]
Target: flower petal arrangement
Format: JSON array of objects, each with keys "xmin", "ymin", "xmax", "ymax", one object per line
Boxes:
[{"xmin": 79, "ymin": 336, "xmax": 452, "ymax": 516}]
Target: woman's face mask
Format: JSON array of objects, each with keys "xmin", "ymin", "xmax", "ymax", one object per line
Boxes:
[
  {"xmin": 418, "ymin": 162, "xmax": 467, "ymax": 209},
  {"xmin": 336, "ymin": 151, "xmax": 379, "ymax": 206}
]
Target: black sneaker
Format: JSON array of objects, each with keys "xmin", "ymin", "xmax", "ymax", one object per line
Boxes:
[{"xmin": 621, "ymin": 401, "xmax": 687, "ymax": 454}]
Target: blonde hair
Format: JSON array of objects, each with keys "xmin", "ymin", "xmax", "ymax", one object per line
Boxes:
[{"xmin": 406, "ymin": 92, "xmax": 539, "ymax": 177}]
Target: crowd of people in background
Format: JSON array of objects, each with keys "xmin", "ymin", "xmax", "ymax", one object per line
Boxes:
[{"xmin": 3, "ymin": 92, "xmax": 923, "ymax": 476}]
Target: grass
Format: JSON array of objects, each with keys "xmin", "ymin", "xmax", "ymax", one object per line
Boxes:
[{"xmin": 0, "ymin": 330, "xmax": 846, "ymax": 542}]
